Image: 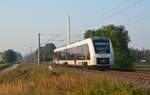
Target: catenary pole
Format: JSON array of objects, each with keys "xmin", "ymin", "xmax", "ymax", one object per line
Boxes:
[
  {"xmin": 67, "ymin": 15, "xmax": 70, "ymax": 45},
  {"xmin": 29, "ymin": 47, "xmax": 33, "ymax": 63},
  {"xmin": 38, "ymin": 33, "xmax": 40, "ymax": 68}
]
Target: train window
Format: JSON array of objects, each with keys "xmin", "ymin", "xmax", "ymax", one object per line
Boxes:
[
  {"xmin": 93, "ymin": 40, "xmax": 110, "ymax": 54},
  {"xmin": 77, "ymin": 44, "xmax": 90, "ymax": 60},
  {"xmin": 59, "ymin": 50, "xmax": 66, "ymax": 60},
  {"xmin": 77, "ymin": 45, "xmax": 84, "ymax": 60},
  {"xmin": 66, "ymin": 48, "xmax": 74, "ymax": 60},
  {"xmin": 55, "ymin": 44, "xmax": 90, "ymax": 61},
  {"xmin": 85, "ymin": 45, "xmax": 90, "ymax": 60}
]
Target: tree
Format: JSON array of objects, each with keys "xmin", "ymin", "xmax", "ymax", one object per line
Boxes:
[
  {"xmin": 41, "ymin": 43, "xmax": 56, "ymax": 61},
  {"xmin": 129, "ymin": 48, "xmax": 139, "ymax": 61},
  {"xmin": 84, "ymin": 25, "xmax": 134, "ymax": 69},
  {"xmin": 16, "ymin": 52, "xmax": 22, "ymax": 62},
  {"xmin": 31, "ymin": 43, "xmax": 56, "ymax": 62},
  {"xmin": 2, "ymin": 49, "xmax": 17, "ymax": 63}
]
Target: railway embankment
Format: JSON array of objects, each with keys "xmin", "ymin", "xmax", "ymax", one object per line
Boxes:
[
  {"xmin": 0, "ymin": 63, "xmax": 148, "ymax": 95},
  {"xmin": 50, "ymin": 64, "xmax": 150, "ymax": 89}
]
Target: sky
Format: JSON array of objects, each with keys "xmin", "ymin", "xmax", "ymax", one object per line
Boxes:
[{"xmin": 0, "ymin": 0, "xmax": 150, "ymax": 55}]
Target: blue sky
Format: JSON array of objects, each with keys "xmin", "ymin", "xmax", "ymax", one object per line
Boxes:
[{"xmin": 0, "ymin": 0, "xmax": 150, "ymax": 55}]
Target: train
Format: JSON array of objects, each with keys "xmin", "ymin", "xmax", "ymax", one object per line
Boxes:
[{"xmin": 53, "ymin": 37, "xmax": 114, "ymax": 69}]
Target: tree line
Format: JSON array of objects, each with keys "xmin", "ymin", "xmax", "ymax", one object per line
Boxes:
[
  {"xmin": 24, "ymin": 43, "xmax": 56, "ymax": 63},
  {"xmin": 1, "ymin": 49, "xmax": 22, "ymax": 64},
  {"xmin": 129, "ymin": 48, "xmax": 150, "ymax": 63}
]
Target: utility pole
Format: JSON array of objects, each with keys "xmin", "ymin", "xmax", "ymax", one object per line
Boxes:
[
  {"xmin": 43, "ymin": 45, "xmax": 46, "ymax": 63},
  {"xmin": 37, "ymin": 33, "xmax": 60, "ymax": 66},
  {"xmin": 67, "ymin": 15, "xmax": 70, "ymax": 45},
  {"xmin": 25, "ymin": 52, "xmax": 28, "ymax": 63},
  {"xmin": 38, "ymin": 33, "xmax": 40, "ymax": 68},
  {"xmin": 29, "ymin": 47, "xmax": 33, "ymax": 64}
]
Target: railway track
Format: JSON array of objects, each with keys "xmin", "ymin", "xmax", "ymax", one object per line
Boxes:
[
  {"xmin": 135, "ymin": 70, "xmax": 150, "ymax": 75},
  {"xmin": 41, "ymin": 62, "xmax": 150, "ymax": 82},
  {"xmin": 51, "ymin": 64, "xmax": 150, "ymax": 81},
  {"xmin": 102, "ymin": 70, "xmax": 150, "ymax": 81}
]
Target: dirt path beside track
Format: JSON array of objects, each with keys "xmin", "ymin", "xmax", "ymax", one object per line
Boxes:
[{"xmin": 0, "ymin": 64, "xmax": 19, "ymax": 72}]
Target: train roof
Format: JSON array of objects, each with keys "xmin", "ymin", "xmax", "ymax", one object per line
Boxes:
[{"xmin": 54, "ymin": 37, "xmax": 110, "ymax": 52}]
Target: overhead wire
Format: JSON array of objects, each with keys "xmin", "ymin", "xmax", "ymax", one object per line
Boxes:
[
  {"xmin": 40, "ymin": 34, "xmax": 61, "ymax": 45},
  {"xmin": 123, "ymin": 9, "xmax": 150, "ymax": 49},
  {"xmin": 125, "ymin": 14, "xmax": 150, "ymax": 26},
  {"xmin": 73, "ymin": 0, "xmax": 145, "ymax": 42},
  {"xmin": 78, "ymin": 0, "xmax": 130, "ymax": 33},
  {"xmin": 76, "ymin": 0, "xmax": 147, "ymax": 50},
  {"xmin": 90, "ymin": 0, "xmax": 145, "ymax": 29},
  {"xmin": 117, "ymin": 8, "xmax": 150, "ymax": 26},
  {"xmin": 78, "ymin": 0, "xmax": 145, "ymax": 32}
]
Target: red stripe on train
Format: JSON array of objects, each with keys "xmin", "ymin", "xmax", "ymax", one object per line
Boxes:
[
  {"xmin": 85, "ymin": 47, "xmax": 87, "ymax": 60},
  {"xmin": 74, "ymin": 47, "xmax": 77, "ymax": 64}
]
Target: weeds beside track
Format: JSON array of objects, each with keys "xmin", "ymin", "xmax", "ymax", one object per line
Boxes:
[{"xmin": 0, "ymin": 63, "xmax": 149, "ymax": 95}]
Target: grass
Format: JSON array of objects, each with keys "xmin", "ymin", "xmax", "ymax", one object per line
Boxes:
[
  {"xmin": 133, "ymin": 64, "xmax": 150, "ymax": 71},
  {"xmin": 0, "ymin": 63, "xmax": 148, "ymax": 95}
]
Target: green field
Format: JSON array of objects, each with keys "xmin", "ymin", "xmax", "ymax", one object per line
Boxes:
[{"xmin": 0, "ymin": 63, "xmax": 148, "ymax": 95}]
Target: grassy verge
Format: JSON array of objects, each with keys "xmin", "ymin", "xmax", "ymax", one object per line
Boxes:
[
  {"xmin": 0, "ymin": 64, "xmax": 12, "ymax": 72},
  {"xmin": 0, "ymin": 64, "xmax": 149, "ymax": 95},
  {"xmin": 112, "ymin": 64, "xmax": 150, "ymax": 71},
  {"xmin": 133, "ymin": 64, "xmax": 150, "ymax": 71}
]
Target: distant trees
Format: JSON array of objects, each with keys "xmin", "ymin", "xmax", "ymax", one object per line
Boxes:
[
  {"xmin": 137, "ymin": 49, "xmax": 150, "ymax": 63},
  {"xmin": 128, "ymin": 48, "xmax": 150, "ymax": 62},
  {"xmin": 145, "ymin": 57, "xmax": 150, "ymax": 63},
  {"xmin": 2, "ymin": 49, "xmax": 22, "ymax": 64},
  {"xmin": 2, "ymin": 49, "xmax": 17, "ymax": 63},
  {"xmin": 139, "ymin": 49, "xmax": 150, "ymax": 58},
  {"xmin": 84, "ymin": 25, "xmax": 134, "ymax": 69},
  {"xmin": 129, "ymin": 48, "xmax": 139, "ymax": 62},
  {"xmin": 16, "ymin": 52, "xmax": 22, "ymax": 62},
  {"xmin": 0, "ymin": 52, "xmax": 4, "ymax": 64},
  {"xmin": 30, "ymin": 43, "xmax": 56, "ymax": 62},
  {"xmin": 40, "ymin": 43, "xmax": 56, "ymax": 62}
]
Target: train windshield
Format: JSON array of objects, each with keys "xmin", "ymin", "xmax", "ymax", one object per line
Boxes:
[{"xmin": 93, "ymin": 40, "xmax": 110, "ymax": 54}]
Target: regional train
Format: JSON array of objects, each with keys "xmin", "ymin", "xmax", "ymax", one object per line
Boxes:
[{"xmin": 53, "ymin": 37, "xmax": 114, "ymax": 69}]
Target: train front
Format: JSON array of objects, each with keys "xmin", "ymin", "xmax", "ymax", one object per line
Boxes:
[{"xmin": 92, "ymin": 37, "xmax": 114, "ymax": 68}]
